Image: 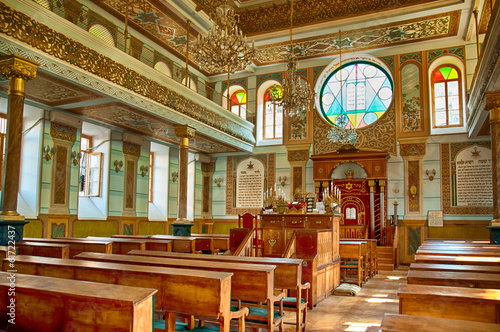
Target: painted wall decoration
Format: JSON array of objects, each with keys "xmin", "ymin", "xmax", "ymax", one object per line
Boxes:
[
  {"xmin": 408, "ymin": 160, "xmax": 420, "ymax": 212},
  {"xmin": 226, "ymin": 154, "xmax": 275, "ymax": 215},
  {"xmin": 235, "ymin": 157, "xmax": 265, "ymax": 208},
  {"xmin": 401, "ymin": 63, "xmax": 422, "ymax": 132},
  {"xmin": 441, "ymin": 141, "xmax": 493, "ymax": 214}
]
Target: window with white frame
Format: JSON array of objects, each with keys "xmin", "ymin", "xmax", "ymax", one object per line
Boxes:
[
  {"xmin": 264, "ymin": 86, "xmax": 283, "ymax": 139},
  {"xmin": 431, "ymin": 64, "xmax": 463, "ymax": 128},
  {"xmin": 79, "ymin": 135, "xmax": 102, "ymax": 197}
]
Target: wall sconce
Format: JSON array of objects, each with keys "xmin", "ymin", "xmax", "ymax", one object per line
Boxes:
[
  {"xmin": 171, "ymin": 171, "xmax": 178, "ymax": 182},
  {"xmin": 114, "ymin": 160, "xmax": 123, "ymax": 173},
  {"xmin": 72, "ymin": 151, "xmax": 82, "ymax": 166},
  {"xmin": 278, "ymin": 176, "xmax": 287, "ymax": 187},
  {"xmin": 425, "ymin": 169, "xmax": 436, "ymax": 181},
  {"xmin": 43, "ymin": 145, "xmax": 57, "ymax": 161},
  {"xmin": 214, "ymin": 177, "xmax": 223, "ymax": 188},
  {"xmin": 140, "ymin": 165, "xmax": 149, "ymax": 177}
]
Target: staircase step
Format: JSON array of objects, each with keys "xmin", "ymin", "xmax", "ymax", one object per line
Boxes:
[{"xmin": 378, "ymin": 263, "xmax": 394, "ymax": 271}]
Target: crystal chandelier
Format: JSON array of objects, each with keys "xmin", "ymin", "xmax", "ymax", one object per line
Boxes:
[
  {"xmin": 268, "ymin": 0, "xmax": 314, "ymax": 118},
  {"xmin": 327, "ymin": 30, "xmax": 358, "ymax": 151},
  {"xmin": 192, "ymin": 1, "xmax": 255, "ymax": 108}
]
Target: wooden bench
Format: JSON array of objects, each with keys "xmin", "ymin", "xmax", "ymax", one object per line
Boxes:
[
  {"xmin": 398, "ymin": 283, "xmax": 500, "ymax": 323},
  {"xmin": 339, "ymin": 242, "xmax": 363, "ymax": 287},
  {"xmin": 341, "ymin": 239, "xmax": 370, "ymax": 281},
  {"xmin": 22, "ymin": 237, "xmax": 112, "ymax": 258},
  {"xmin": 75, "ymin": 252, "xmax": 285, "ymax": 332},
  {"xmin": 109, "ymin": 235, "xmax": 173, "ymax": 251},
  {"xmin": 16, "ymin": 241, "xmax": 70, "ymax": 259},
  {"xmin": 0, "ymin": 271, "xmax": 157, "ymax": 331},
  {"xmin": 148, "ymin": 235, "xmax": 198, "ymax": 253},
  {"xmin": 3, "ymin": 255, "xmax": 247, "ymax": 332},
  {"xmin": 379, "ymin": 313, "xmax": 500, "ymax": 332},
  {"xmin": 416, "ymin": 248, "xmax": 500, "ymax": 257},
  {"xmin": 85, "ymin": 236, "xmax": 175, "ymax": 254},
  {"xmin": 410, "ymin": 263, "xmax": 500, "ymax": 274},
  {"xmin": 114, "ymin": 234, "xmax": 228, "ymax": 253},
  {"xmin": 415, "ymin": 254, "xmax": 500, "ymax": 266},
  {"xmin": 419, "ymin": 243, "xmax": 500, "ymax": 250},
  {"xmin": 190, "ymin": 234, "xmax": 230, "ymax": 252},
  {"xmin": 407, "ymin": 270, "xmax": 500, "ymax": 289},
  {"xmin": 0, "ymin": 246, "xmax": 8, "ymax": 261},
  {"xmin": 127, "ymin": 250, "xmax": 309, "ymax": 331}
]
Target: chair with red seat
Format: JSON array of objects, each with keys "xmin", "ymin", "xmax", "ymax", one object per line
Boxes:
[{"xmin": 238, "ymin": 213, "xmax": 265, "ymax": 256}]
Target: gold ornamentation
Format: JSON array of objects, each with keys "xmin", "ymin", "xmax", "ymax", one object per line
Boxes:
[
  {"xmin": 123, "ymin": 142, "xmax": 141, "ymax": 157},
  {"xmin": 0, "ymin": 3, "xmax": 254, "ymax": 145},
  {"xmin": 114, "ymin": 160, "xmax": 124, "ymax": 173},
  {"xmin": 485, "ymin": 91, "xmax": 500, "ymax": 111},
  {"xmin": 313, "ymin": 104, "xmax": 397, "ymax": 155},
  {"xmin": 344, "ymin": 169, "xmax": 355, "ymax": 179},
  {"xmin": 174, "ymin": 124, "xmax": 196, "ymax": 139},
  {"xmin": 255, "ymin": 11, "xmax": 460, "ymax": 65},
  {"xmin": 0, "ymin": 54, "xmax": 39, "ymax": 80},
  {"xmin": 50, "ymin": 122, "xmax": 77, "ymax": 142}
]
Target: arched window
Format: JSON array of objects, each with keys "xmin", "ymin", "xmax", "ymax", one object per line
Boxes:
[
  {"xmin": 319, "ymin": 61, "xmax": 393, "ymax": 129},
  {"xmin": 88, "ymin": 24, "xmax": 115, "ymax": 46},
  {"xmin": 182, "ymin": 77, "xmax": 198, "ymax": 92},
  {"xmin": 230, "ymin": 90, "xmax": 247, "ymax": 119},
  {"xmin": 154, "ymin": 61, "xmax": 172, "ymax": 77},
  {"xmin": 264, "ymin": 86, "xmax": 283, "ymax": 139},
  {"xmin": 431, "ymin": 64, "xmax": 462, "ymax": 128}
]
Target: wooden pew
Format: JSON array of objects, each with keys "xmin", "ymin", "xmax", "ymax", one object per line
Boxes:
[
  {"xmin": 0, "ymin": 271, "xmax": 156, "ymax": 331},
  {"xmin": 416, "ymin": 248, "xmax": 500, "ymax": 257},
  {"xmin": 22, "ymin": 237, "xmax": 112, "ymax": 258},
  {"xmin": 0, "ymin": 246, "xmax": 8, "ymax": 261},
  {"xmin": 4, "ymin": 255, "xmax": 247, "ymax": 332},
  {"xmin": 407, "ymin": 269, "xmax": 500, "ymax": 289},
  {"xmin": 398, "ymin": 283, "xmax": 500, "ymax": 323},
  {"xmin": 127, "ymin": 250, "xmax": 309, "ymax": 331},
  {"xmin": 144, "ymin": 235, "xmax": 197, "ymax": 253},
  {"xmin": 16, "ymin": 241, "xmax": 70, "ymax": 259},
  {"xmin": 113, "ymin": 234, "xmax": 228, "ymax": 253},
  {"xmin": 410, "ymin": 263, "xmax": 500, "ymax": 274},
  {"xmin": 85, "ymin": 236, "xmax": 173, "ymax": 253},
  {"xmin": 379, "ymin": 314, "xmax": 500, "ymax": 332},
  {"xmin": 341, "ymin": 239, "xmax": 371, "ymax": 281},
  {"xmin": 190, "ymin": 234, "xmax": 230, "ymax": 252},
  {"xmin": 415, "ymin": 254, "xmax": 500, "ymax": 266},
  {"xmin": 339, "ymin": 242, "xmax": 363, "ymax": 287},
  {"xmin": 109, "ymin": 235, "xmax": 173, "ymax": 251},
  {"xmin": 419, "ymin": 243, "xmax": 500, "ymax": 250},
  {"xmin": 74, "ymin": 252, "xmax": 285, "ymax": 332}
]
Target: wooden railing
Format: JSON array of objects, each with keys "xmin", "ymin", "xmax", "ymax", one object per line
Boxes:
[
  {"xmin": 282, "ymin": 230, "xmax": 297, "ymax": 259},
  {"xmin": 229, "ymin": 228, "xmax": 255, "ymax": 257}
]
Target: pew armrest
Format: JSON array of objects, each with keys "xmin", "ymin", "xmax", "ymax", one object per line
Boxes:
[
  {"xmin": 299, "ymin": 282, "xmax": 310, "ymax": 307},
  {"xmin": 229, "ymin": 307, "xmax": 249, "ymax": 332}
]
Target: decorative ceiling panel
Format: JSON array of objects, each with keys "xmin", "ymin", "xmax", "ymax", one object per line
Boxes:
[
  {"xmin": 196, "ymin": 0, "xmax": 446, "ymax": 36},
  {"xmin": 256, "ymin": 11, "xmax": 461, "ymax": 65},
  {"xmin": 68, "ymin": 102, "xmax": 240, "ymax": 154},
  {"xmin": 0, "ymin": 71, "xmax": 104, "ymax": 106},
  {"xmin": 92, "ymin": 0, "xmax": 198, "ymax": 63}
]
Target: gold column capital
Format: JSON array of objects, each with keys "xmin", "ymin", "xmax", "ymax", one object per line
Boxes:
[
  {"xmin": 485, "ymin": 91, "xmax": 500, "ymax": 124},
  {"xmin": 174, "ymin": 124, "xmax": 196, "ymax": 149},
  {"xmin": 0, "ymin": 54, "xmax": 39, "ymax": 81}
]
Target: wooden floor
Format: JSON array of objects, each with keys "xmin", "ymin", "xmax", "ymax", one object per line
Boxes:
[{"xmin": 282, "ymin": 268, "xmax": 408, "ymax": 331}]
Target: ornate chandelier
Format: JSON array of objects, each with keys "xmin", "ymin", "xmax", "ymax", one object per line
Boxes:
[
  {"xmin": 192, "ymin": 1, "xmax": 255, "ymax": 108},
  {"xmin": 268, "ymin": 0, "xmax": 314, "ymax": 118},
  {"xmin": 327, "ymin": 30, "xmax": 358, "ymax": 151}
]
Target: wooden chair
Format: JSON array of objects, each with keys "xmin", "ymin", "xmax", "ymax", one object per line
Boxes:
[{"xmin": 238, "ymin": 213, "xmax": 264, "ymax": 256}]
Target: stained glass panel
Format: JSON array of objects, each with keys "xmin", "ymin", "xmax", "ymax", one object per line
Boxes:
[{"xmin": 320, "ymin": 62, "xmax": 393, "ymax": 129}]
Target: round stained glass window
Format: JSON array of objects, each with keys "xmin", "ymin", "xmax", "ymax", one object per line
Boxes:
[{"xmin": 319, "ymin": 61, "xmax": 393, "ymax": 129}]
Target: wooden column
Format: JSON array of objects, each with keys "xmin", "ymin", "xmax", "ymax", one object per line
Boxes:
[
  {"xmin": 485, "ymin": 91, "xmax": 500, "ymax": 225},
  {"xmin": 174, "ymin": 125, "xmax": 195, "ymax": 222},
  {"xmin": 0, "ymin": 55, "xmax": 39, "ymax": 215},
  {"xmin": 380, "ymin": 179, "xmax": 386, "ymax": 244},
  {"xmin": 0, "ymin": 55, "xmax": 39, "ymax": 245}
]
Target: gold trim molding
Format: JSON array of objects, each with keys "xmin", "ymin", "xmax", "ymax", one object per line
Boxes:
[{"xmin": 0, "ymin": 54, "xmax": 39, "ymax": 80}]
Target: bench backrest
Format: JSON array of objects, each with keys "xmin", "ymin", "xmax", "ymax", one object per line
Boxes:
[
  {"xmin": 3, "ymin": 255, "xmax": 233, "ymax": 319},
  {"xmin": 415, "ymin": 254, "xmax": 500, "ymax": 266},
  {"xmin": 410, "ymin": 263, "xmax": 500, "ymax": 274},
  {"xmin": 127, "ymin": 249, "xmax": 302, "ymax": 290},
  {"xmin": 0, "ymin": 271, "xmax": 157, "ymax": 331},
  {"xmin": 339, "ymin": 242, "xmax": 362, "ymax": 259},
  {"xmin": 407, "ymin": 269, "xmax": 500, "ymax": 289},
  {"xmin": 416, "ymin": 249, "xmax": 500, "ymax": 257},
  {"xmin": 22, "ymin": 238, "xmax": 112, "ymax": 258},
  {"xmin": 75, "ymin": 252, "xmax": 275, "ymax": 302},
  {"xmin": 16, "ymin": 242, "xmax": 70, "ymax": 259}
]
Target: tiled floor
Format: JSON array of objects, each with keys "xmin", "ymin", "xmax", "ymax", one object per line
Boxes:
[{"xmin": 282, "ymin": 268, "xmax": 408, "ymax": 332}]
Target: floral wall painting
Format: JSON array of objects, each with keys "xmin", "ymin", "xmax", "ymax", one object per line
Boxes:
[{"xmin": 401, "ymin": 64, "xmax": 422, "ymax": 132}]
